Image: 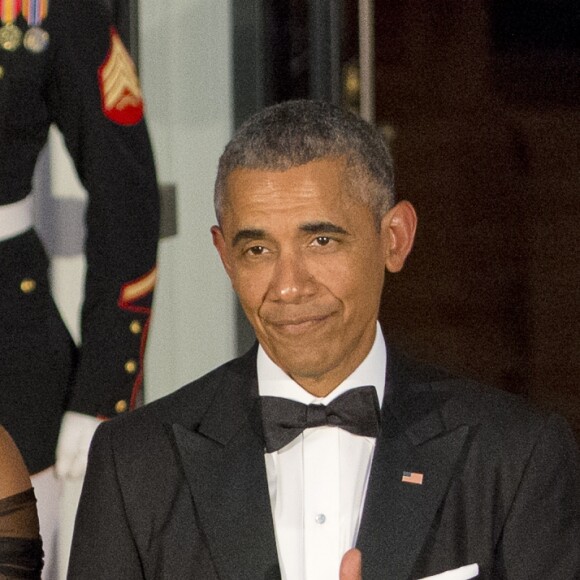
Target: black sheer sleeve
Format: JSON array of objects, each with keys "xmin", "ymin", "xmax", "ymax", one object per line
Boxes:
[
  {"xmin": 0, "ymin": 490, "xmax": 43, "ymax": 579},
  {"xmin": 0, "ymin": 426, "xmax": 43, "ymax": 578}
]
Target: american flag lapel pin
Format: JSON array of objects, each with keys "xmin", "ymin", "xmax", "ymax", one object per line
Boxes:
[{"xmin": 401, "ymin": 471, "xmax": 424, "ymax": 485}]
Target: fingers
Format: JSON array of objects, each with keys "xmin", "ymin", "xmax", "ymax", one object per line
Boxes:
[{"xmin": 340, "ymin": 548, "xmax": 362, "ymax": 580}]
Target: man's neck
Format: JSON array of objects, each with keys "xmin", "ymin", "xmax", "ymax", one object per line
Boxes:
[
  {"xmin": 257, "ymin": 323, "xmax": 387, "ymax": 405},
  {"xmin": 288, "ymin": 368, "xmax": 364, "ymax": 398}
]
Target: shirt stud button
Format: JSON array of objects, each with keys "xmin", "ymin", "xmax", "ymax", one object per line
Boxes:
[{"xmin": 315, "ymin": 513, "xmax": 326, "ymax": 524}]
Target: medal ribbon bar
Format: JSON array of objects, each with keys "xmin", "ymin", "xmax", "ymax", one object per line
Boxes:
[
  {"xmin": 0, "ymin": 0, "xmax": 22, "ymax": 24},
  {"xmin": 22, "ymin": 0, "xmax": 48, "ymax": 26}
]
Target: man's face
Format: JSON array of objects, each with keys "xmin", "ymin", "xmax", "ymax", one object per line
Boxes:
[{"xmin": 212, "ymin": 157, "xmax": 411, "ymax": 396}]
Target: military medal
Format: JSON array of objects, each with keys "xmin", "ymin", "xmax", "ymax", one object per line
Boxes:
[
  {"xmin": 22, "ymin": 0, "xmax": 48, "ymax": 53},
  {"xmin": 0, "ymin": 22, "xmax": 21, "ymax": 50},
  {"xmin": 0, "ymin": 0, "xmax": 23, "ymax": 51},
  {"xmin": 23, "ymin": 21, "xmax": 48, "ymax": 52}
]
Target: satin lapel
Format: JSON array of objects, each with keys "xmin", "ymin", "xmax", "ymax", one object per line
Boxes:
[
  {"xmin": 172, "ymin": 359, "xmax": 281, "ymax": 580},
  {"xmin": 357, "ymin": 364, "xmax": 470, "ymax": 580}
]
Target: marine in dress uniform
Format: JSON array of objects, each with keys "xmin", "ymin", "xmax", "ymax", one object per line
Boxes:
[{"xmin": 0, "ymin": 0, "xmax": 159, "ymax": 560}]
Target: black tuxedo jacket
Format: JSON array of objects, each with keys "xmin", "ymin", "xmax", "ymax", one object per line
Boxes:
[{"xmin": 68, "ymin": 346, "xmax": 579, "ymax": 579}]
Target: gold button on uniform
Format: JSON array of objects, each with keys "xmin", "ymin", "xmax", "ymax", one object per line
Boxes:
[
  {"xmin": 114, "ymin": 399, "xmax": 128, "ymax": 414},
  {"xmin": 124, "ymin": 359, "xmax": 137, "ymax": 374},
  {"xmin": 20, "ymin": 278, "xmax": 37, "ymax": 293},
  {"xmin": 129, "ymin": 320, "xmax": 142, "ymax": 334}
]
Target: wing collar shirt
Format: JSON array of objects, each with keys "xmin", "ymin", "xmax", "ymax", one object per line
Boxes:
[{"xmin": 258, "ymin": 322, "xmax": 387, "ymax": 580}]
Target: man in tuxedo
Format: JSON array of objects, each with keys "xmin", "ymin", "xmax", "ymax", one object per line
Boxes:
[{"xmin": 68, "ymin": 100, "xmax": 579, "ymax": 579}]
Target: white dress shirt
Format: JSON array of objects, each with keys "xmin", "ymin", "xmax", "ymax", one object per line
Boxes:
[{"xmin": 258, "ymin": 323, "xmax": 387, "ymax": 580}]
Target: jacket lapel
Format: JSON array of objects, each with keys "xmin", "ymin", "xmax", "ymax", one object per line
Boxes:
[
  {"xmin": 172, "ymin": 352, "xmax": 281, "ymax": 580},
  {"xmin": 357, "ymin": 352, "xmax": 470, "ymax": 580}
]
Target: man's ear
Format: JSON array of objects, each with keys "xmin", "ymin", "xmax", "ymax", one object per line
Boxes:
[
  {"xmin": 381, "ymin": 200, "xmax": 417, "ymax": 273},
  {"xmin": 211, "ymin": 225, "xmax": 233, "ymax": 277}
]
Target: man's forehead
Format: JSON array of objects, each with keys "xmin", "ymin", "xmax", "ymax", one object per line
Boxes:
[
  {"xmin": 218, "ymin": 158, "xmax": 373, "ymax": 233},
  {"xmin": 226, "ymin": 160, "xmax": 361, "ymax": 206},
  {"xmin": 226, "ymin": 156, "xmax": 348, "ymax": 186}
]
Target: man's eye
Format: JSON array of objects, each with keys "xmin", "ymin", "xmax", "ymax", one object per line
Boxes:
[
  {"xmin": 314, "ymin": 236, "xmax": 331, "ymax": 246},
  {"xmin": 247, "ymin": 245, "xmax": 266, "ymax": 256}
]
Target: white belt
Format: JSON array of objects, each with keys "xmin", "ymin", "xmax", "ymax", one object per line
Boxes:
[{"xmin": 0, "ymin": 195, "xmax": 34, "ymax": 242}]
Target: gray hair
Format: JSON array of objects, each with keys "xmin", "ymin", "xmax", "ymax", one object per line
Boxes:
[{"xmin": 214, "ymin": 100, "xmax": 395, "ymax": 226}]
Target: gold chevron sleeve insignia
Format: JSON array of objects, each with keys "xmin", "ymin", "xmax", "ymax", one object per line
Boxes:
[
  {"xmin": 98, "ymin": 27, "xmax": 144, "ymax": 126},
  {"xmin": 118, "ymin": 267, "xmax": 157, "ymax": 307}
]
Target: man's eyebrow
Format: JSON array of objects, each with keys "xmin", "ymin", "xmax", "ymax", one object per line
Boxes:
[
  {"xmin": 232, "ymin": 228, "xmax": 266, "ymax": 246},
  {"xmin": 300, "ymin": 222, "xmax": 349, "ymax": 235},
  {"xmin": 231, "ymin": 222, "xmax": 349, "ymax": 246}
]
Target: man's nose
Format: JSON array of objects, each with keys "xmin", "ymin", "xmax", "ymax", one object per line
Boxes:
[{"xmin": 268, "ymin": 251, "xmax": 316, "ymax": 302}]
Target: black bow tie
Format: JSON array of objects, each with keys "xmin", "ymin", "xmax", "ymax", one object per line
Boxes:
[{"xmin": 259, "ymin": 386, "xmax": 381, "ymax": 453}]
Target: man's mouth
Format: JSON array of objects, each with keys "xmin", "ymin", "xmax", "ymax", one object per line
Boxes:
[{"xmin": 265, "ymin": 313, "xmax": 333, "ymax": 335}]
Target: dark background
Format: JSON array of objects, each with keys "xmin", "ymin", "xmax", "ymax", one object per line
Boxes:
[{"xmin": 369, "ymin": 0, "xmax": 580, "ymax": 442}]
